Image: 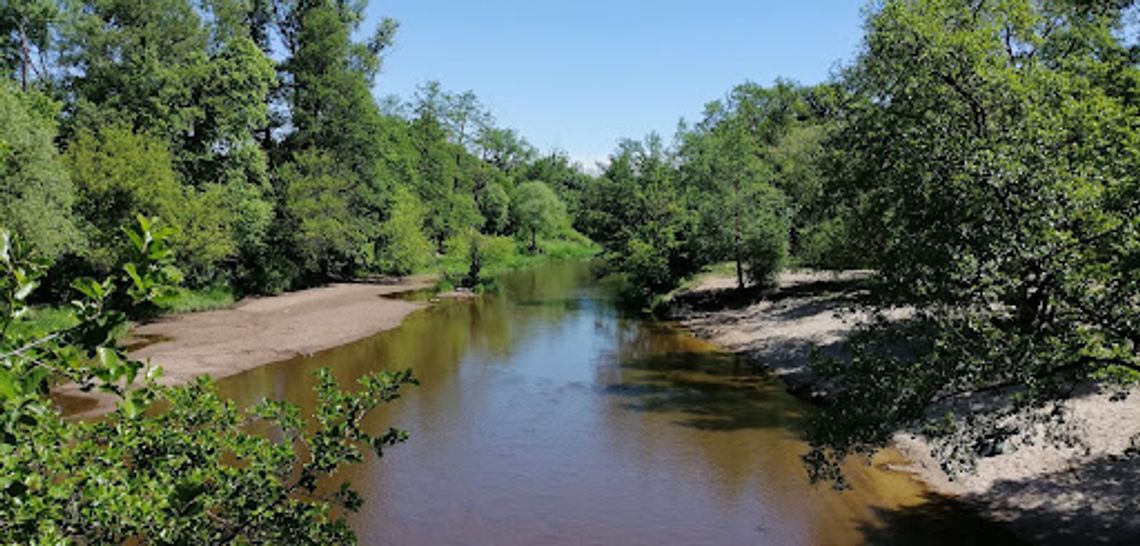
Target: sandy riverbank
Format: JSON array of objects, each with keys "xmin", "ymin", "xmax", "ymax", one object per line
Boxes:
[
  {"xmin": 54, "ymin": 278, "xmax": 435, "ymax": 417},
  {"xmin": 668, "ymin": 270, "xmax": 1140, "ymax": 544}
]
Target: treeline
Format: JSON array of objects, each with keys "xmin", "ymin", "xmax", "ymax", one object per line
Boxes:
[
  {"xmin": 584, "ymin": 0, "xmax": 1139, "ymax": 483},
  {"xmin": 1, "ymin": 0, "xmax": 591, "ymax": 302},
  {"xmin": 576, "ymin": 80, "xmax": 857, "ymax": 301}
]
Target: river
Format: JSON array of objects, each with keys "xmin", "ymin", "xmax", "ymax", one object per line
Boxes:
[{"xmin": 215, "ymin": 261, "xmax": 1016, "ymax": 545}]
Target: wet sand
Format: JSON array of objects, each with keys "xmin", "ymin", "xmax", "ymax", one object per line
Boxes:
[
  {"xmin": 668, "ymin": 270, "xmax": 1140, "ymax": 544},
  {"xmin": 55, "ymin": 278, "xmax": 434, "ymax": 417}
]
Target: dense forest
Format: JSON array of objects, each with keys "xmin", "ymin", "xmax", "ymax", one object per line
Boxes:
[
  {"xmin": 1, "ymin": 0, "xmax": 592, "ymax": 305},
  {"xmin": 1, "ymin": 0, "xmax": 1138, "ymax": 542}
]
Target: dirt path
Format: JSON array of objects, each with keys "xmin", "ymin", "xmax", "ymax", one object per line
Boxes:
[
  {"xmin": 669, "ymin": 270, "xmax": 1140, "ymax": 544},
  {"xmin": 55, "ymin": 278, "xmax": 434, "ymax": 417}
]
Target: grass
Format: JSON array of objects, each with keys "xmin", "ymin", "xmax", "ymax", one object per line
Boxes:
[
  {"xmin": 155, "ymin": 285, "xmax": 236, "ymax": 314},
  {"xmin": 433, "ymin": 230, "xmax": 599, "ymax": 291}
]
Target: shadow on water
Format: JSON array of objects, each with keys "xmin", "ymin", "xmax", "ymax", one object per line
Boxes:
[{"xmin": 601, "ymin": 350, "xmax": 807, "ymax": 432}]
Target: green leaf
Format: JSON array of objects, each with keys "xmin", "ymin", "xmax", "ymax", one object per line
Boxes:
[
  {"xmin": 0, "ymin": 368, "xmax": 18, "ymax": 399},
  {"xmin": 123, "ymin": 263, "xmax": 144, "ymax": 290}
]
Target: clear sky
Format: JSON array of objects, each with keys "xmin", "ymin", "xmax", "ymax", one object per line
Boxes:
[{"xmin": 363, "ymin": 1, "xmax": 867, "ymax": 168}]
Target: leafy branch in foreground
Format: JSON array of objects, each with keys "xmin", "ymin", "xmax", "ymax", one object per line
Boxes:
[{"xmin": 0, "ymin": 216, "xmax": 416, "ymax": 544}]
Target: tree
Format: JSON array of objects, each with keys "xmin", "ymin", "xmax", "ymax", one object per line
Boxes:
[
  {"xmin": 519, "ymin": 151, "xmax": 590, "ymax": 221},
  {"xmin": 0, "ymin": 218, "xmax": 415, "ymax": 543},
  {"xmin": 279, "ymin": 150, "xmax": 362, "ymax": 278},
  {"xmin": 478, "ymin": 180, "xmax": 511, "ymax": 235},
  {"xmin": 0, "ymin": 0, "xmax": 57, "ymax": 90},
  {"xmin": 805, "ymin": 0, "xmax": 1140, "ymax": 484},
  {"xmin": 61, "ymin": 0, "xmax": 211, "ymax": 140},
  {"xmin": 376, "ymin": 187, "xmax": 432, "ymax": 275},
  {"xmin": 408, "ymin": 84, "xmax": 482, "ymax": 249},
  {"xmin": 0, "ymin": 81, "xmax": 78, "ymax": 261},
  {"xmin": 678, "ymin": 83, "xmax": 796, "ymax": 288},
  {"xmin": 478, "ymin": 126, "xmax": 535, "ymax": 175},
  {"xmin": 580, "ymin": 136, "xmax": 702, "ymax": 299},
  {"xmin": 66, "ymin": 124, "xmax": 235, "ymax": 278},
  {"xmin": 511, "ymin": 181, "xmax": 567, "ymax": 252}
]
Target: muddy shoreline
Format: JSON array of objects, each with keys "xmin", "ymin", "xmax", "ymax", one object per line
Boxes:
[
  {"xmin": 667, "ymin": 270, "xmax": 1140, "ymax": 545},
  {"xmin": 54, "ymin": 278, "xmax": 435, "ymax": 417}
]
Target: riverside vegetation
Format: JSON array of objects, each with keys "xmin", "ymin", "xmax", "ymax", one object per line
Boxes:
[
  {"xmin": 1, "ymin": 0, "xmax": 1138, "ymax": 543},
  {"xmin": 577, "ymin": 0, "xmax": 1140, "ymax": 494}
]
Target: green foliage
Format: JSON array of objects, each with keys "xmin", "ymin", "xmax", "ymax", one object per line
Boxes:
[
  {"xmin": 279, "ymin": 150, "xmax": 364, "ymax": 278},
  {"xmin": 3, "ymin": 305, "xmax": 76, "ymax": 340},
  {"xmin": 512, "ymin": 181, "xmax": 568, "ymax": 252},
  {"xmin": 738, "ymin": 184, "xmax": 789, "ymax": 285},
  {"xmin": 0, "ymin": 0, "xmax": 58, "ymax": 90},
  {"xmin": 0, "ymin": 81, "xmax": 79, "ymax": 261},
  {"xmin": 679, "ymin": 82, "xmax": 800, "ymax": 288},
  {"xmin": 478, "ymin": 181, "xmax": 512, "ymax": 234},
  {"xmin": 0, "ymin": 219, "xmax": 416, "ymax": 543},
  {"xmin": 804, "ymin": 0, "xmax": 1140, "ymax": 484},
  {"xmin": 156, "ymin": 284, "xmax": 236, "ymax": 314},
  {"xmin": 376, "ymin": 188, "xmax": 432, "ymax": 275},
  {"xmin": 581, "ymin": 136, "xmax": 702, "ymax": 299},
  {"xmin": 66, "ymin": 124, "xmax": 236, "ymax": 278}
]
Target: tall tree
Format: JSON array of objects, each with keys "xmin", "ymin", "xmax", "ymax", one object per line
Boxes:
[
  {"xmin": 511, "ymin": 181, "xmax": 567, "ymax": 252},
  {"xmin": 678, "ymin": 84, "xmax": 794, "ymax": 288},
  {"xmin": 0, "ymin": 0, "xmax": 57, "ymax": 90}
]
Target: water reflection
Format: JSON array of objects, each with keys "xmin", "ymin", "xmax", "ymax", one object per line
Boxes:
[{"xmin": 215, "ymin": 262, "xmax": 1018, "ymax": 545}]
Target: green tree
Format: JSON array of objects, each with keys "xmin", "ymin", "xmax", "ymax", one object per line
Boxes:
[
  {"xmin": 511, "ymin": 181, "xmax": 567, "ymax": 252},
  {"xmin": 408, "ymin": 84, "xmax": 483, "ymax": 248},
  {"xmin": 0, "ymin": 0, "xmax": 57, "ymax": 90},
  {"xmin": 478, "ymin": 180, "xmax": 511, "ymax": 235},
  {"xmin": 279, "ymin": 150, "xmax": 362, "ymax": 278},
  {"xmin": 61, "ymin": 0, "xmax": 211, "ymax": 140},
  {"xmin": 805, "ymin": 0, "xmax": 1140, "ymax": 484},
  {"xmin": 0, "ymin": 82, "xmax": 78, "ymax": 261},
  {"xmin": 678, "ymin": 83, "xmax": 797, "ymax": 288},
  {"xmin": 376, "ymin": 187, "xmax": 432, "ymax": 275},
  {"xmin": 66, "ymin": 124, "xmax": 235, "ymax": 277},
  {"xmin": 580, "ymin": 136, "xmax": 702, "ymax": 299}
]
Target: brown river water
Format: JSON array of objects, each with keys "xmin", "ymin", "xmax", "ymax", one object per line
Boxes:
[{"xmin": 213, "ymin": 262, "xmax": 1017, "ymax": 545}]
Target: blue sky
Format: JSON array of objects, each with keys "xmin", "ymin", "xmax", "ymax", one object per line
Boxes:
[{"xmin": 363, "ymin": 1, "xmax": 867, "ymax": 168}]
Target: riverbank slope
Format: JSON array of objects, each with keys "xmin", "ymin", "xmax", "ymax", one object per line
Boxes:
[
  {"xmin": 54, "ymin": 278, "xmax": 434, "ymax": 417},
  {"xmin": 667, "ymin": 270, "xmax": 1140, "ymax": 545}
]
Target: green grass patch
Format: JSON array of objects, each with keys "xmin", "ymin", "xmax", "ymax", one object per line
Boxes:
[
  {"xmin": 432, "ymin": 230, "xmax": 599, "ymax": 291},
  {"xmin": 155, "ymin": 285, "xmax": 236, "ymax": 314}
]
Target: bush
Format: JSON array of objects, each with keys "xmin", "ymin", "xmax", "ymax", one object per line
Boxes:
[{"xmin": 375, "ymin": 188, "xmax": 432, "ymax": 275}]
